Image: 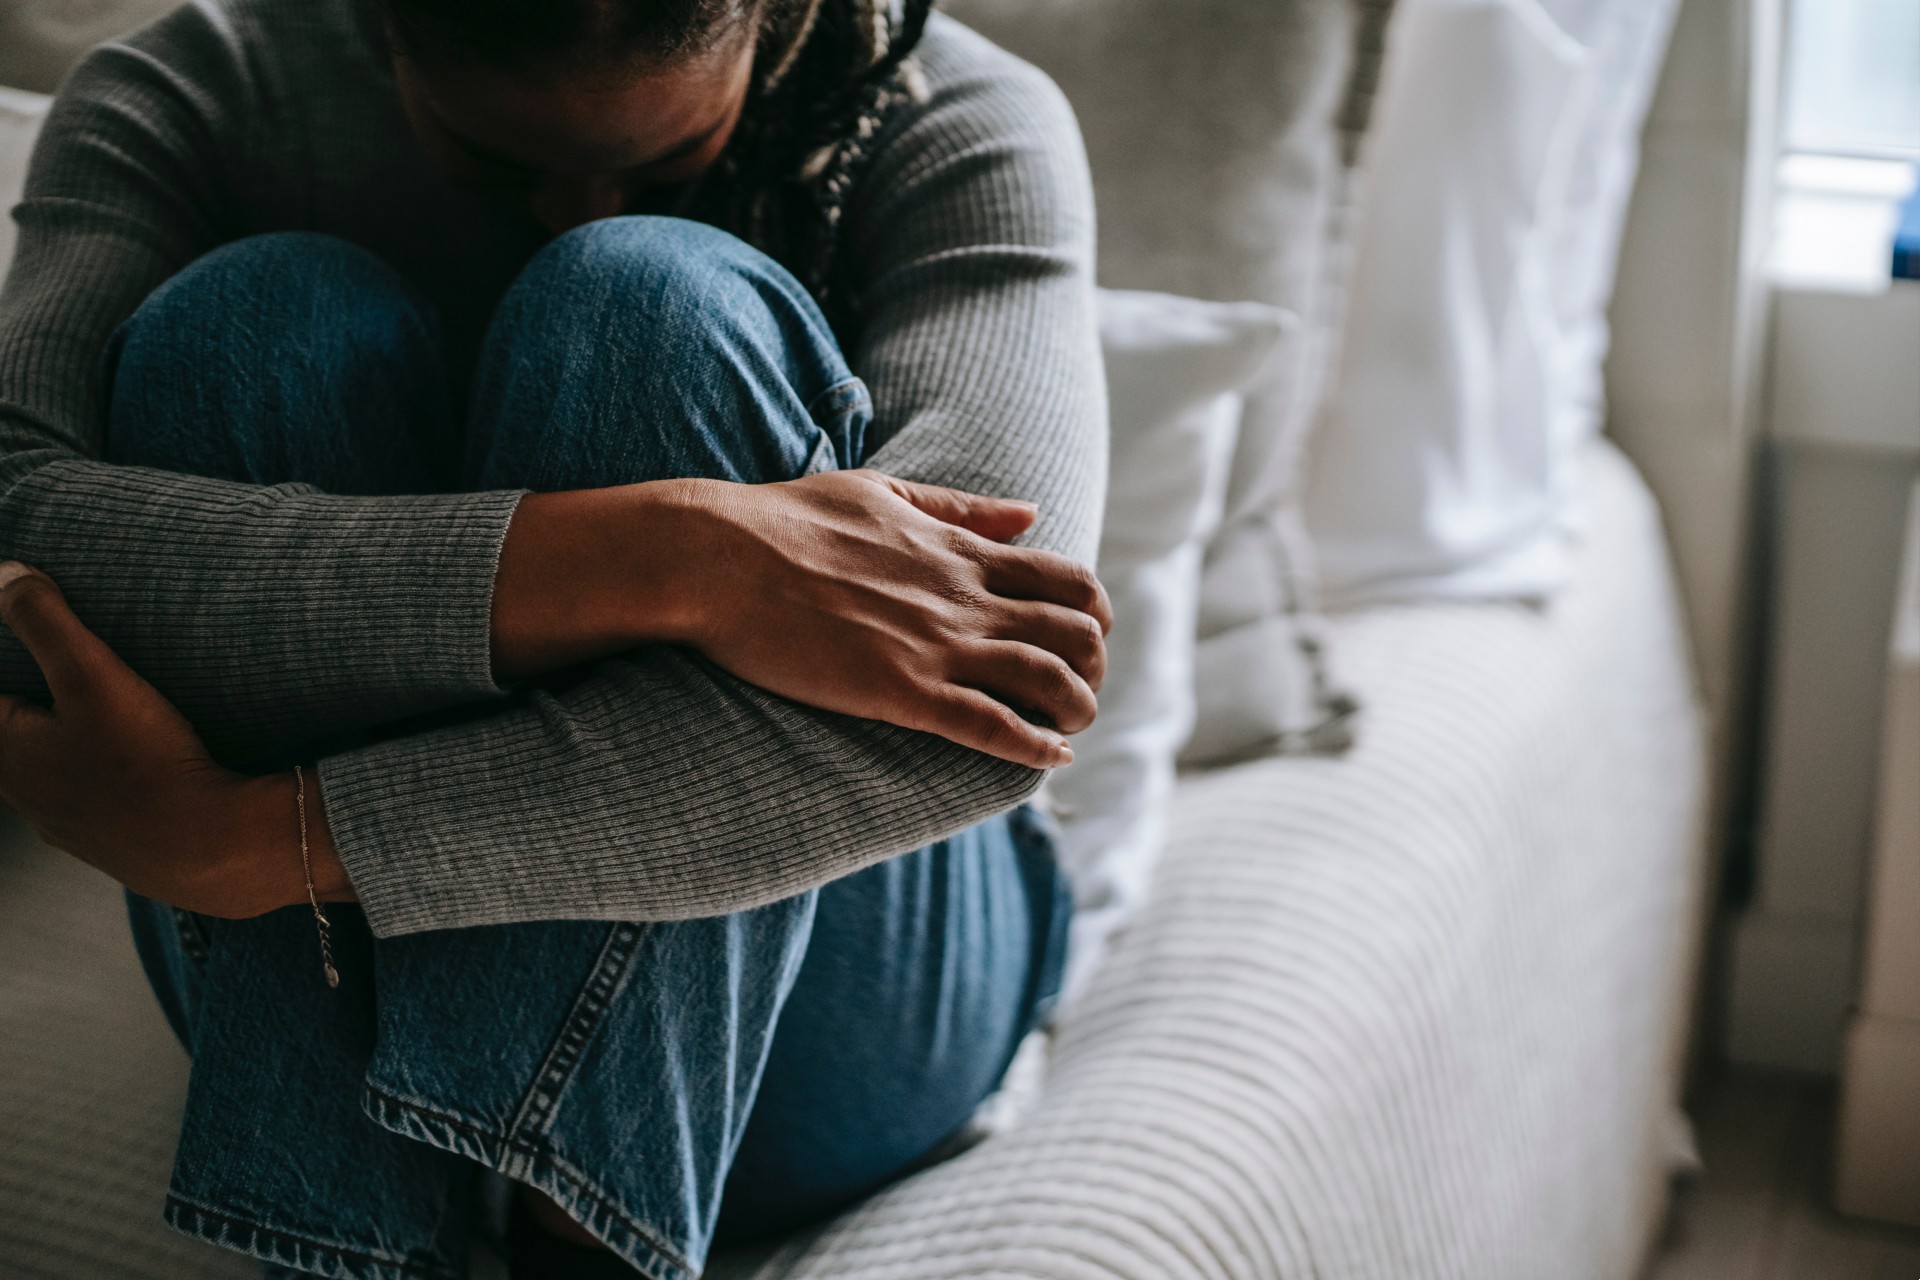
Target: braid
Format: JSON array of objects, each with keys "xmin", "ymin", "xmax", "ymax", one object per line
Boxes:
[{"xmin": 692, "ymin": 0, "xmax": 936, "ymax": 332}]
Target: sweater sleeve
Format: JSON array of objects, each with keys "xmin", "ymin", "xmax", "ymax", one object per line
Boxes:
[
  {"xmin": 0, "ymin": 23, "xmax": 523, "ymax": 764},
  {"xmin": 316, "ymin": 31, "xmax": 1107, "ymax": 936}
]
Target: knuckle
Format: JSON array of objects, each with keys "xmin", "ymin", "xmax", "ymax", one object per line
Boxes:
[
  {"xmin": 935, "ymin": 581, "xmax": 992, "ymax": 624},
  {"xmin": 1028, "ymin": 652, "xmax": 1080, "ymax": 707},
  {"xmin": 968, "ymin": 712, "xmax": 1015, "ymax": 756},
  {"xmin": 1034, "ymin": 553, "xmax": 1095, "ymax": 600},
  {"xmin": 1068, "ymin": 564, "xmax": 1103, "ymax": 608},
  {"xmin": 1074, "ymin": 611, "xmax": 1105, "ymax": 658},
  {"xmin": 944, "ymin": 526, "xmax": 992, "ymax": 566},
  {"xmin": 978, "ymin": 698, "xmax": 1026, "ymax": 742}
]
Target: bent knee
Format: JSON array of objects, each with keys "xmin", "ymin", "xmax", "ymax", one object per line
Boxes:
[
  {"xmin": 520, "ymin": 216, "xmax": 777, "ymax": 295},
  {"xmin": 106, "ymin": 233, "xmax": 448, "ymax": 484},
  {"xmin": 503, "ymin": 216, "xmax": 828, "ymax": 354},
  {"xmin": 129, "ymin": 232, "xmax": 423, "ymax": 334},
  {"xmin": 114, "ymin": 233, "xmax": 439, "ymax": 388},
  {"xmin": 471, "ymin": 217, "xmax": 861, "ymax": 487}
]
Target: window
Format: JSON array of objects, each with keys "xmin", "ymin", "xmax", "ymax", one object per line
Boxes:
[
  {"xmin": 1782, "ymin": 0, "xmax": 1920, "ymax": 161},
  {"xmin": 1770, "ymin": 0, "xmax": 1920, "ymax": 287}
]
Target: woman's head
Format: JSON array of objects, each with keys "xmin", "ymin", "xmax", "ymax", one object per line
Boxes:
[
  {"xmin": 386, "ymin": 0, "xmax": 793, "ymax": 232},
  {"xmin": 385, "ymin": 0, "xmax": 930, "ymax": 319}
]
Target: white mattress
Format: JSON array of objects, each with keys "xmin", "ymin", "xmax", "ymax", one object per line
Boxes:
[{"xmin": 0, "ymin": 442, "xmax": 1706, "ymax": 1280}]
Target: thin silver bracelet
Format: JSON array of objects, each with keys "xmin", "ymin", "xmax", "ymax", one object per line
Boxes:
[{"xmin": 294, "ymin": 764, "xmax": 339, "ymax": 989}]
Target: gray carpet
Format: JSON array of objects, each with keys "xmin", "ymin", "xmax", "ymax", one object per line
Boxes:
[{"xmin": 0, "ymin": 811, "xmax": 255, "ymax": 1279}]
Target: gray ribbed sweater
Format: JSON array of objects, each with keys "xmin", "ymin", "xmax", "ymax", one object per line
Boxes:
[{"xmin": 0, "ymin": 0, "xmax": 1105, "ymax": 937}]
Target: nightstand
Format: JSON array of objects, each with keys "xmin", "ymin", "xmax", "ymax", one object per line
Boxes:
[{"xmin": 1835, "ymin": 477, "xmax": 1920, "ymax": 1228}]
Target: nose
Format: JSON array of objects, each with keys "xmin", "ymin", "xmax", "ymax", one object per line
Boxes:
[{"xmin": 529, "ymin": 176, "xmax": 628, "ymax": 235}]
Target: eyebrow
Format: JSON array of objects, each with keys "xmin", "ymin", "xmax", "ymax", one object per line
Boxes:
[{"xmin": 440, "ymin": 113, "xmax": 729, "ymax": 174}]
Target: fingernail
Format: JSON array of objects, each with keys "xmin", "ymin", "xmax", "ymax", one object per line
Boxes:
[
  {"xmin": 0, "ymin": 562, "xmax": 31, "ymax": 595},
  {"xmin": 1055, "ymin": 739, "xmax": 1074, "ymax": 766}
]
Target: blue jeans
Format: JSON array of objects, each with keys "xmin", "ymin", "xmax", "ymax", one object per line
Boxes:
[{"xmin": 111, "ymin": 222, "xmax": 1071, "ymax": 1280}]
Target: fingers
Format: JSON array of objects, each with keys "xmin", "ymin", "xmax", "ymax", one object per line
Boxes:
[
  {"xmin": 923, "ymin": 687, "xmax": 1074, "ymax": 770},
  {"xmin": 0, "ymin": 562, "xmax": 120, "ymax": 705},
  {"xmin": 982, "ymin": 546, "xmax": 1114, "ymax": 635},
  {"xmin": 957, "ymin": 641, "xmax": 1098, "ymax": 736},
  {"xmin": 877, "ymin": 475, "xmax": 1039, "ymax": 543},
  {"xmin": 989, "ymin": 599, "xmax": 1107, "ymax": 692}
]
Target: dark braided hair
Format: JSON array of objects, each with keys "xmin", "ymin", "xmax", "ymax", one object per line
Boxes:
[{"xmin": 382, "ymin": 0, "xmax": 936, "ymax": 332}]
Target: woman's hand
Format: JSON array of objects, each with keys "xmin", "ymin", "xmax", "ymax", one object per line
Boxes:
[
  {"xmin": 0, "ymin": 563, "xmax": 339, "ymax": 917},
  {"xmin": 685, "ymin": 471, "xmax": 1111, "ymax": 767},
  {"xmin": 495, "ymin": 471, "xmax": 1112, "ymax": 769}
]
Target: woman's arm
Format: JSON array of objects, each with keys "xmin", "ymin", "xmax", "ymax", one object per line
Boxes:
[
  {"xmin": 2, "ymin": 20, "xmax": 1101, "ymax": 759},
  {"xmin": 0, "ymin": 32, "xmax": 538, "ymax": 763},
  {"xmin": 1, "ymin": 20, "xmax": 1105, "ymax": 935},
  {"xmin": 301, "ymin": 30, "xmax": 1106, "ymax": 936}
]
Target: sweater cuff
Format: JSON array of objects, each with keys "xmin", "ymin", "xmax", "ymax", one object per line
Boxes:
[
  {"xmin": 318, "ymin": 751, "xmax": 426, "ymax": 938},
  {"xmin": 315, "ymin": 487, "xmax": 524, "ymax": 704}
]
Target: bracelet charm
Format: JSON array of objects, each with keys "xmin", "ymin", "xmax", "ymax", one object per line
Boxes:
[{"xmin": 293, "ymin": 765, "xmax": 340, "ymax": 989}]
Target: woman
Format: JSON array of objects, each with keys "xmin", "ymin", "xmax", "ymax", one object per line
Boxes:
[{"xmin": 0, "ymin": 0, "xmax": 1106, "ymax": 1274}]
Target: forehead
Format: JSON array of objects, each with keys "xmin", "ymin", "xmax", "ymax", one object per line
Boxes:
[{"xmin": 404, "ymin": 34, "xmax": 755, "ymax": 172}]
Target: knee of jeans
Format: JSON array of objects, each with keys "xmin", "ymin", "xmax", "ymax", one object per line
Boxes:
[
  {"xmin": 478, "ymin": 217, "xmax": 863, "ymax": 485},
  {"xmin": 520, "ymin": 216, "xmax": 776, "ymax": 303},
  {"xmin": 112, "ymin": 233, "xmax": 435, "ymax": 404},
  {"xmin": 522, "ymin": 218, "xmax": 844, "ymax": 381},
  {"xmin": 522, "ymin": 217, "xmax": 825, "ymax": 350},
  {"xmin": 107, "ymin": 233, "xmax": 447, "ymax": 476},
  {"xmin": 117, "ymin": 232, "xmax": 432, "ymax": 360}
]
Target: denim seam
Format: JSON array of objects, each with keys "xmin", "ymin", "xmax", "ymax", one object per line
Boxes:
[
  {"xmin": 359, "ymin": 921, "xmax": 694, "ymax": 1279},
  {"xmin": 507, "ymin": 922, "xmax": 648, "ymax": 1143},
  {"xmin": 164, "ymin": 1194, "xmax": 459, "ymax": 1280},
  {"xmin": 170, "ymin": 907, "xmax": 210, "ymax": 967},
  {"xmin": 362, "ymin": 1084, "xmax": 695, "ymax": 1280}
]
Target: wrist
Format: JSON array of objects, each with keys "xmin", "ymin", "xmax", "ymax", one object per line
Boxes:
[
  {"xmin": 613, "ymin": 478, "xmax": 725, "ymax": 648},
  {"xmin": 491, "ymin": 480, "xmax": 723, "ymax": 679},
  {"xmin": 202, "ymin": 771, "xmax": 351, "ymax": 918}
]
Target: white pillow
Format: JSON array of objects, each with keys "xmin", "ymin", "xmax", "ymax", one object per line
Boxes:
[
  {"xmin": 1307, "ymin": 0, "xmax": 1585, "ymax": 603},
  {"xmin": 1050, "ymin": 289, "xmax": 1286, "ymax": 1004},
  {"xmin": 1305, "ymin": 0, "xmax": 1678, "ymax": 605},
  {"xmin": 0, "ymin": 0, "xmax": 180, "ymax": 94},
  {"xmin": 0, "ymin": 88, "xmax": 51, "ymax": 284},
  {"xmin": 1536, "ymin": 0, "xmax": 1682, "ymax": 535}
]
